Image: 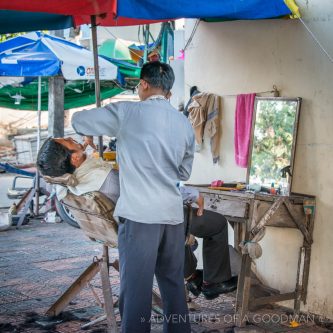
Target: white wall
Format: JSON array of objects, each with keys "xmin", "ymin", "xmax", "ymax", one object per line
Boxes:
[
  {"xmin": 73, "ymin": 24, "xmax": 162, "ymax": 49},
  {"xmin": 170, "ymin": 30, "xmax": 185, "ymax": 109},
  {"xmin": 185, "ymin": 0, "xmax": 333, "ymax": 319},
  {"xmin": 97, "ymin": 23, "xmax": 162, "ymax": 45}
]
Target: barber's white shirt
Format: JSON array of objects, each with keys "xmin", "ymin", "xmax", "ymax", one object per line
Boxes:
[{"xmin": 72, "ymin": 98, "xmax": 195, "ymax": 225}]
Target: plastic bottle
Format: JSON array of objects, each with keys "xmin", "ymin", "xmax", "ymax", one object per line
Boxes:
[{"xmin": 280, "ymin": 177, "xmax": 290, "ymax": 196}]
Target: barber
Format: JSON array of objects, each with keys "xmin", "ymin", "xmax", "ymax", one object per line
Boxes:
[{"xmin": 71, "ymin": 62, "xmax": 194, "ymax": 333}]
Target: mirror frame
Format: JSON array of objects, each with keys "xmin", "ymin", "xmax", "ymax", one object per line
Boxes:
[{"xmin": 246, "ymin": 96, "xmax": 302, "ymax": 194}]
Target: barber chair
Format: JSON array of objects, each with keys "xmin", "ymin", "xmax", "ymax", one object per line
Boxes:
[{"xmin": 45, "ymin": 191, "xmax": 163, "ymax": 333}]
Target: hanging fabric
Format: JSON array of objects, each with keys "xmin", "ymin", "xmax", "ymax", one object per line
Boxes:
[
  {"xmin": 184, "ymin": 86, "xmax": 200, "ymax": 118},
  {"xmin": 188, "ymin": 92, "xmax": 221, "ymax": 164},
  {"xmin": 234, "ymin": 93, "xmax": 256, "ymax": 168}
]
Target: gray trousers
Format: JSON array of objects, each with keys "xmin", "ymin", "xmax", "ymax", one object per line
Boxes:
[{"xmin": 118, "ymin": 218, "xmax": 191, "ymax": 333}]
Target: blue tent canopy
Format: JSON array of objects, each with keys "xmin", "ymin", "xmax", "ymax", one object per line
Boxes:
[
  {"xmin": 0, "ymin": 10, "xmax": 73, "ymax": 34},
  {"xmin": 0, "ymin": 1, "xmax": 296, "ymax": 35},
  {"xmin": 117, "ymin": 0, "xmax": 292, "ymax": 20}
]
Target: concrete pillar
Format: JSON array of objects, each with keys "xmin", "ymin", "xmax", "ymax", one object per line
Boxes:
[{"xmin": 48, "ymin": 76, "xmax": 65, "ymax": 138}]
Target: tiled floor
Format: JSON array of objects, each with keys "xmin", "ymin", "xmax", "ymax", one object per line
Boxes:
[{"xmin": 0, "ymin": 219, "xmax": 331, "ymax": 333}]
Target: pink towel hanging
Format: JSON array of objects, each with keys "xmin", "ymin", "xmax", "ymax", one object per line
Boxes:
[{"xmin": 234, "ymin": 93, "xmax": 256, "ymax": 168}]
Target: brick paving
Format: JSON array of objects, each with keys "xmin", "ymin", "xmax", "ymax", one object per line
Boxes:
[{"xmin": 0, "ymin": 219, "xmax": 332, "ymax": 333}]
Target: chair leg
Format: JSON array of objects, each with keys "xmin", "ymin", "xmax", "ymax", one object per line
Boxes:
[
  {"xmin": 46, "ymin": 261, "xmax": 100, "ymax": 316},
  {"xmin": 100, "ymin": 245, "xmax": 118, "ymax": 333}
]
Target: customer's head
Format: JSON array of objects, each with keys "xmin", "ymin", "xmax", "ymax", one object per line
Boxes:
[
  {"xmin": 138, "ymin": 61, "xmax": 175, "ymax": 100},
  {"xmin": 37, "ymin": 137, "xmax": 86, "ymax": 177}
]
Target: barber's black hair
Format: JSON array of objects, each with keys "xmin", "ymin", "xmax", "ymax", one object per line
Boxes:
[
  {"xmin": 37, "ymin": 137, "xmax": 76, "ymax": 177},
  {"xmin": 140, "ymin": 61, "xmax": 175, "ymax": 93}
]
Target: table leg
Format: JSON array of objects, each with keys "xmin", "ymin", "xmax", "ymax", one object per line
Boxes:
[{"xmin": 235, "ymin": 254, "xmax": 252, "ymax": 327}]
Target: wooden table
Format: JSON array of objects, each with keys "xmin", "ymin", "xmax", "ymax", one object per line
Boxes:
[{"xmin": 189, "ymin": 186, "xmax": 316, "ymax": 327}]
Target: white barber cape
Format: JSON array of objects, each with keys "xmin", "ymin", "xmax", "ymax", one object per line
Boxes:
[{"xmin": 56, "ymin": 157, "xmax": 112, "ymax": 201}]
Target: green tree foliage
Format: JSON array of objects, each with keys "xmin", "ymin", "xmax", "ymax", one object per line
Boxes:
[
  {"xmin": 0, "ymin": 33, "xmax": 25, "ymax": 42},
  {"xmin": 250, "ymin": 100, "xmax": 297, "ymax": 186}
]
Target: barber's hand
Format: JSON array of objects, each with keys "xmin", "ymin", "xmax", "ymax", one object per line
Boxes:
[
  {"xmin": 83, "ymin": 136, "xmax": 97, "ymax": 150},
  {"xmin": 196, "ymin": 194, "xmax": 204, "ymax": 216}
]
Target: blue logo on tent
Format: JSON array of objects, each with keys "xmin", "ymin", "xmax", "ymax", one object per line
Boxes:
[{"xmin": 77, "ymin": 66, "xmax": 85, "ymax": 76}]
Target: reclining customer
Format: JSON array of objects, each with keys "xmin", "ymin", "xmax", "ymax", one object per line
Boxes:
[
  {"xmin": 37, "ymin": 137, "xmax": 119, "ymax": 204},
  {"xmin": 37, "ymin": 137, "xmax": 237, "ymax": 299}
]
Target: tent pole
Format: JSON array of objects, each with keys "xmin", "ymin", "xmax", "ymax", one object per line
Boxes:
[
  {"xmin": 35, "ymin": 76, "xmax": 42, "ymax": 216},
  {"xmin": 37, "ymin": 76, "xmax": 42, "ymax": 150},
  {"xmin": 143, "ymin": 24, "xmax": 150, "ymax": 63},
  {"xmin": 91, "ymin": 15, "xmax": 104, "ymax": 158}
]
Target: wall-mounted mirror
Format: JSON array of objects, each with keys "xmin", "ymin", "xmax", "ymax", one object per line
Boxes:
[{"xmin": 247, "ymin": 97, "xmax": 301, "ymax": 195}]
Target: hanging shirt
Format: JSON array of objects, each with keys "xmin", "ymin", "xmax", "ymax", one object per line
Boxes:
[
  {"xmin": 188, "ymin": 92, "xmax": 221, "ymax": 164},
  {"xmin": 71, "ymin": 96, "xmax": 195, "ymax": 225}
]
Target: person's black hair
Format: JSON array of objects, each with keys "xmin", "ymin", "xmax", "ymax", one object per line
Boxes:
[
  {"xmin": 140, "ymin": 61, "xmax": 175, "ymax": 93},
  {"xmin": 37, "ymin": 137, "xmax": 76, "ymax": 177}
]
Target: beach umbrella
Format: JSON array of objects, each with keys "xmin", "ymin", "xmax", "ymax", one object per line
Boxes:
[
  {"xmin": 0, "ymin": 30, "xmax": 118, "ymax": 139},
  {"xmin": 0, "ymin": 31, "xmax": 118, "ymax": 158},
  {"xmin": 0, "ymin": 32, "xmax": 117, "ymax": 80}
]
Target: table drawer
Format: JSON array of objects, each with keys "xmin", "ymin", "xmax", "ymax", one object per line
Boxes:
[{"xmin": 203, "ymin": 193, "xmax": 248, "ymax": 218}]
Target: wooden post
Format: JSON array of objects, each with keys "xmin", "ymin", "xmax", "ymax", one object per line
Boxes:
[
  {"xmin": 48, "ymin": 76, "xmax": 65, "ymax": 138},
  {"xmin": 235, "ymin": 200, "xmax": 254, "ymax": 327},
  {"xmin": 301, "ymin": 212, "xmax": 316, "ymax": 303},
  {"xmin": 235, "ymin": 254, "xmax": 252, "ymax": 327},
  {"xmin": 100, "ymin": 245, "xmax": 118, "ymax": 333},
  {"xmin": 294, "ymin": 246, "xmax": 306, "ymax": 313},
  {"xmin": 143, "ymin": 24, "xmax": 149, "ymax": 63},
  {"xmin": 90, "ymin": 15, "xmax": 104, "ymax": 158},
  {"xmin": 296, "ymin": 208, "xmax": 316, "ymax": 308}
]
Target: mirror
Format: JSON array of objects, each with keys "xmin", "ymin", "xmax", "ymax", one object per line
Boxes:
[{"xmin": 247, "ymin": 97, "xmax": 301, "ymax": 195}]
